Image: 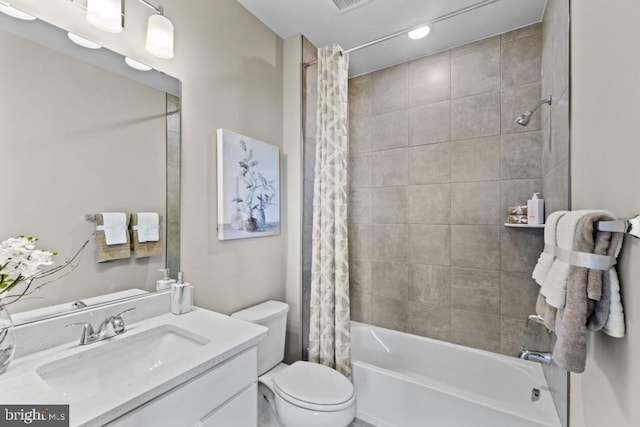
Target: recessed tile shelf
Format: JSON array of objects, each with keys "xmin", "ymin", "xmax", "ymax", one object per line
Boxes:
[{"xmin": 503, "ymin": 223, "xmax": 545, "ymax": 228}]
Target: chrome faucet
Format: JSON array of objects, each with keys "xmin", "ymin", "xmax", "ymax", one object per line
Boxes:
[
  {"xmin": 66, "ymin": 308, "xmax": 135, "ymax": 345},
  {"xmin": 519, "ymin": 347, "xmax": 553, "ymax": 364}
]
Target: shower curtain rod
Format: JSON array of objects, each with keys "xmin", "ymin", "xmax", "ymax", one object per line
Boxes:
[{"xmin": 303, "ymin": 0, "xmax": 502, "ymax": 68}]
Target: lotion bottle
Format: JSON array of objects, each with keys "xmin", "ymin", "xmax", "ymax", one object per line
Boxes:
[
  {"xmin": 527, "ymin": 193, "xmax": 545, "ymax": 224},
  {"xmin": 171, "ymin": 271, "xmax": 193, "ymax": 315},
  {"xmin": 156, "ymin": 268, "xmax": 176, "ymax": 291}
]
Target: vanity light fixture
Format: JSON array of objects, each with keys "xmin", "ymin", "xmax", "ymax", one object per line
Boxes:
[
  {"xmin": 0, "ymin": 2, "xmax": 36, "ymax": 20},
  {"xmin": 68, "ymin": 32, "xmax": 103, "ymax": 49},
  {"xmin": 408, "ymin": 25, "xmax": 430, "ymax": 40},
  {"xmin": 86, "ymin": 0, "xmax": 123, "ymax": 33},
  {"xmin": 73, "ymin": 0, "xmax": 174, "ymax": 59},
  {"xmin": 124, "ymin": 56, "xmax": 152, "ymax": 71}
]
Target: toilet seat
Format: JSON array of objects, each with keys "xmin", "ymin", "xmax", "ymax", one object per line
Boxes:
[{"xmin": 273, "ymin": 361, "xmax": 355, "ymax": 412}]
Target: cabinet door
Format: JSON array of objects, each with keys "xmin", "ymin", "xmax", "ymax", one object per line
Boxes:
[
  {"xmin": 200, "ymin": 383, "xmax": 257, "ymax": 427},
  {"xmin": 106, "ymin": 348, "xmax": 257, "ymax": 427}
]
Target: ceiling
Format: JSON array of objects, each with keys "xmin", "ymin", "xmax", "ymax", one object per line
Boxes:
[{"xmin": 236, "ymin": 0, "xmax": 546, "ymax": 76}]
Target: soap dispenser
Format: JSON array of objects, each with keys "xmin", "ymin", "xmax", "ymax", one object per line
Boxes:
[
  {"xmin": 156, "ymin": 268, "xmax": 176, "ymax": 291},
  {"xmin": 171, "ymin": 272, "xmax": 193, "ymax": 315},
  {"xmin": 527, "ymin": 193, "xmax": 545, "ymax": 224}
]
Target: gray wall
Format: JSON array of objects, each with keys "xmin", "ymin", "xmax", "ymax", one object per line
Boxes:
[
  {"xmin": 570, "ymin": 0, "xmax": 640, "ymax": 426},
  {"xmin": 347, "ymin": 25, "xmax": 548, "ymax": 356},
  {"xmin": 301, "ymin": 36, "xmax": 318, "ymax": 360},
  {"xmin": 540, "ymin": 0, "xmax": 571, "ymax": 425}
]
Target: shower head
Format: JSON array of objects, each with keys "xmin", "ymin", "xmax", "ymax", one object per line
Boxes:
[{"xmin": 515, "ymin": 96, "xmax": 553, "ymax": 127}]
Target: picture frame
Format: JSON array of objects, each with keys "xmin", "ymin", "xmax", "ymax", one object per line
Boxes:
[{"xmin": 216, "ymin": 129, "xmax": 281, "ymax": 240}]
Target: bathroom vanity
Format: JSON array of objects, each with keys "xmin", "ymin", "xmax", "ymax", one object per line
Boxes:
[{"xmin": 0, "ymin": 293, "xmax": 267, "ymax": 426}]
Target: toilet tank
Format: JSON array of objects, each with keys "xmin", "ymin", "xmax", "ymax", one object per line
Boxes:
[{"xmin": 231, "ymin": 300, "xmax": 289, "ymax": 375}]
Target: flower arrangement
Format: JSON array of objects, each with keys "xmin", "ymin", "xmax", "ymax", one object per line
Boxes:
[
  {"xmin": 237, "ymin": 140, "xmax": 277, "ymax": 231},
  {"xmin": 0, "ymin": 236, "xmax": 88, "ymax": 306}
]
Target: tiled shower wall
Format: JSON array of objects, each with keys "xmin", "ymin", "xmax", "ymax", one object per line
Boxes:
[
  {"xmin": 540, "ymin": 0, "xmax": 571, "ymax": 425},
  {"xmin": 347, "ymin": 24, "xmax": 549, "ymax": 356}
]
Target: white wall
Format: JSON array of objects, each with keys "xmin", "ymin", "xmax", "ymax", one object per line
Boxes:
[
  {"xmin": 570, "ymin": 1, "xmax": 640, "ymax": 426},
  {"xmin": 9, "ymin": 0, "xmax": 286, "ymax": 315}
]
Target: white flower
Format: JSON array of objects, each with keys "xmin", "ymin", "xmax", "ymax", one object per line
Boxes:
[{"xmin": 0, "ymin": 236, "xmax": 56, "ymax": 293}]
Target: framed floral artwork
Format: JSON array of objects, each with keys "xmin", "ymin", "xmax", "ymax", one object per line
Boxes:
[{"xmin": 216, "ymin": 129, "xmax": 280, "ymax": 240}]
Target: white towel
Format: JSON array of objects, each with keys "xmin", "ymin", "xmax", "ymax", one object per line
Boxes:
[
  {"xmin": 602, "ymin": 237, "xmax": 625, "ymax": 337},
  {"xmin": 541, "ymin": 210, "xmax": 597, "ymax": 308},
  {"xmin": 100, "ymin": 212, "xmax": 128, "ymax": 245},
  {"xmin": 532, "ymin": 210, "xmax": 569, "ymax": 286},
  {"xmin": 135, "ymin": 212, "xmax": 160, "ymax": 243}
]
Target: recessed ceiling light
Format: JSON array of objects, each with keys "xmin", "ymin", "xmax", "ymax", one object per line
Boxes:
[
  {"xmin": 124, "ymin": 57, "xmax": 152, "ymax": 71},
  {"xmin": 408, "ymin": 25, "xmax": 430, "ymax": 40},
  {"xmin": 0, "ymin": 3, "xmax": 36, "ymax": 20},
  {"xmin": 67, "ymin": 32, "xmax": 102, "ymax": 50}
]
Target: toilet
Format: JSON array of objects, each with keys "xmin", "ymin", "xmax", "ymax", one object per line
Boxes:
[{"xmin": 232, "ymin": 300, "xmax": 356, "ymax": 427}]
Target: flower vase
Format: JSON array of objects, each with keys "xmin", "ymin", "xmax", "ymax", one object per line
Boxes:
[
  {"xmin": 244, "ymin": 217, "xmax": 258, "ymax": 232},
  {"xmin": 230, "ymin": 205, "xmax": 244, "ymax": 230},
  {"xmin": 0, "ymin": 305, "xmax": 16, "ymax": 374},
  {"xmin": 257, "ymin": 208, "xmax": 266, "ymax": 231}
]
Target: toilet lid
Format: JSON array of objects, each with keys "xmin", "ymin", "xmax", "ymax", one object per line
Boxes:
[{"xmin": 273, "ymin": 361, "xmax": 354, "ymax": 408}]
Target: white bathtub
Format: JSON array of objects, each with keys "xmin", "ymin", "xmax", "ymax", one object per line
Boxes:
[{"xmin": 351, "ymin": 322, "xmax": 561, "ymax": 427}]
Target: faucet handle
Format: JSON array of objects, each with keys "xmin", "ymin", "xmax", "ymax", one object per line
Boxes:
[
  {"xmin": 116, "ymin": 307, "xmax": 136, "ymax": 318},
  {"xmin": 65, "ymin": 322, "xmax": 96, "ymax": 345},
  {"xmin": 526, "ymin": 314, "xmax": 545, "ymax": 329}
]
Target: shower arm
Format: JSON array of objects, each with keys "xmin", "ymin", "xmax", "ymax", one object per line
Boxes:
[{"xmin": 528, "ymin": 96, "xmax": 553, "ymax": 114}]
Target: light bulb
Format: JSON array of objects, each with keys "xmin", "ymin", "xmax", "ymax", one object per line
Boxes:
[
  {"xmin": 125, "ymin": 57, "xmax": 152, "ymax": 71},
  {"xmin": 68, "ymin": 32, "xmax": 102, "ymax": 49},
  {"xmin": 408, "ymin": 25, "xmax": 430, "ymax": 40},
  {"xmin": 86, "ymin": 0, "xmax": 122, "ymax": 33},
  {"xmin": 146, "ymin": 14, "xmax": 174, "ymax": 59}
]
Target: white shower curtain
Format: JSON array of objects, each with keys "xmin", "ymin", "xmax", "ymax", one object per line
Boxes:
[{"xmin": 308, "ymin": 44, "xmax": 351, "ymax": 377}]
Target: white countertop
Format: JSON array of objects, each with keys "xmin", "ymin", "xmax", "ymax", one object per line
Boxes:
[{"xmin": 0, "ymin": 307, "xmax": 267, "ymax": 426}]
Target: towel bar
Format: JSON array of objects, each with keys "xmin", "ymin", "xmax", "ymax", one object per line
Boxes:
[
  {"xmin": 84, "ymin": 214, "xmax": 163, "ymax": 223},
  {"xmin": 596, "ymin": 215, "xmax": 640, "ymax": 239}
]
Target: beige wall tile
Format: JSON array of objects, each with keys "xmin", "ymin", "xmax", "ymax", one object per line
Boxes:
[
  {"xmin": 451, "ymin": 91, "xmax": 501, "ymax": 140},
  {"xmin": 372, "ymin": 110, "xmax": 408, "ymax": 151},
  {"xmin": 409, "ymin": 101, "xmax": 451, "ymax": 146},
  {"xmin": 350, "ymin": 259, "xmax": 372, "ymax": 295},
  {"xmin": 372, "ymin": 63, "xmax": 408, "ymax": 114},
  {"xmin": 451, "ymin": 182, "xmax": 501, "ymax": 225},
  {"xmin": 408, "ymin": 52, "xmax": 451, "ymax": 107},
  {"xmin": 350, "ymin": 291, "xmax": 372, "ymax": 324},
  {"xmin": 372, "ymin": 186, "xmax": 407, "ymax": 224},
  {"xmin": 408, "ymin": 264, "xmax": 451, "ymax": 306},
  {"xmin": 500, "ymin": 228, "xmax": 544, "ymax": 273},
  {"xmin": 349, "ymin": 153, "xmax": 371, "ymax": 188},
  {"xmin": 543, "ymin": 160, "xmax": 569, "ymax": 217},
  {"xmin": 349, "ymin": 188, "xmax": 372, "ymax": 224},
  {"xmin": 451, "ymin": 309, "xmax": 501, "ymax": 353},
  {"xmin": 451, "ymin": 136, "xmax": 501, "ymax": 182},
  {"xmin": 408, "ymin": 225, "xmax": 451, "ymax": 265},
  {"xmin": 501, "ymin": 131, "xmax": 543, "ymax": 179},
  {"xmin": 501, "ymin": 271, "xmax": 540, "ymax": 318},
  {"xmin": 407, "ymin": 184, "xmax": 451, "ymax": 224},
  {"xmin": 371, "ymin": 148, "xmax": 408, "ymax": 186},
  {"xmin": 349, "ymin": 74, "xmax": 371, "ymax": 118},
  {"xmin": 372, "ymin": 224, "xmax": 408, "ymax": 261},
  {"xmin": 451, "ymin": 225, "xmax": 501, "ymax": 270},
  {"xmin": 408, "ymin": 303, "xmax": 451, "ymax": 341},
  {"xmin": 501, "ymin": 33, "xmax": 542, "ymax": 88},
  {"xmin": 371, "ymin": 295, "xmax": 408, "ymax": 332},
  {"xmin": 372, "ymin": 261, "xmax": 409, "ymax": 300},
  {"xmin": 349, "ymin": 224, "xmax": 371, "ymax": 260},
  {"xmin": 408, "ymin": 142, "xmax": 451, "ymax": 184},
  {"xmin": 451, "ymin": 36, "xmax": 501, "ymax": 98},
  {"xmin": 349, "ymin": 116, "xmax": 371, "ymax": 155},
  {"xmin": 451, "ymin": 268, "xmax": 501, "ymax": 315}
]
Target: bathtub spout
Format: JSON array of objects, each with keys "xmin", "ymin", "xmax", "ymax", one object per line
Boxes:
[{"xmin": 518, "ymin": 347, "xmax": 553, "ymax": 364}]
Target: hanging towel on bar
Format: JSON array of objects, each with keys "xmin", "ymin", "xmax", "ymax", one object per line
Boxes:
[
  {"xmin": 95, "ymin": 213, "xmax": 131, "ymax": 263},
  {"xmin": 552, "ymin": 212, "xmax": 625, "ymax": 372},
  {"xmin": 130, "ymin": 213, "xmax": 163, "ymax": 259}
]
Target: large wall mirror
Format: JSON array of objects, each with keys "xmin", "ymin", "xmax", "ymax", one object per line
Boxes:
[{"xmin": 0, "ymin": 12, "xmax": 180, "ymax": 324}]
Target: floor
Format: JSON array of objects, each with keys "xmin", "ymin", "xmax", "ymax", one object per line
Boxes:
[{"xmin": 349, "ymin": 419, "xmax": 377, "ymax": 427}]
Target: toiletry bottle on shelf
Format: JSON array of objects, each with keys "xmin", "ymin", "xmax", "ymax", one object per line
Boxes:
[
  {"xmin": 171, "ymin": 272, "xmax": 193, "ymax": 315},
  {"xmin": 527, "ymin": 193, "xmax": 545, "ymax": 224},
  {"xmin": 156, "ymin": 268, "xmax": 176, "ymax": 291}
]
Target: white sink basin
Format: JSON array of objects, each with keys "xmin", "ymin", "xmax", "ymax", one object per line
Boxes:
[{"xmin": 36, "ymin": 325, "xmax": 209, "ymax": 402}]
